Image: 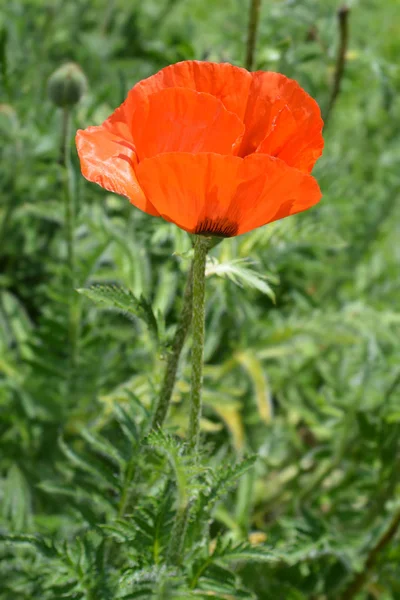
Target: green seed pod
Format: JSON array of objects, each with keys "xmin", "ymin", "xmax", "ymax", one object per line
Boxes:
[{"xmin": 47, "ymin": 62, "xmax": 87, "ymax": 108}]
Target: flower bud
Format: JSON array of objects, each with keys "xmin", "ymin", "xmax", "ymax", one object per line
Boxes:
[{"xmin": 47, "ymin": 62, "xmax": 87, "ymax": 108}]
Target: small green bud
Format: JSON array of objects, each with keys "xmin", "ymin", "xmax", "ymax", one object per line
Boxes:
[{"xmin": 47, "ymin": 62, "xmax": 87, "ymax": 108}]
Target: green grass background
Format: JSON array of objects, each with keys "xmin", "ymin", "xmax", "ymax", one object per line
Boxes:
[{"xmin": 1, "ymin": 0, "xmax": 400, "ymax": 598}]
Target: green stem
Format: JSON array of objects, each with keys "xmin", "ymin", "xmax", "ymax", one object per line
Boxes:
[
  {"xmin": 61, "ymin": 107, "xmax": 79, "ymax": 369},
  {"xmin": 339, "ymin": 506, "xmax": 400, "ymax": 600},
  {"xmin": 60, "ymin": 106, "xmax": 71, "ymax": 166},
  {"xmin": 245, "ymin": 0, "xmax": 262, "ymax": 71},
  {"xmin": 166, "ymin": 237, "xmax": 211, "ymax": 566},
  {"xmin": 63, "ymin": 109, "xmax": 74, "ymax": 279},
  {"xmin": 167, "ymin": 504, "xmax": 190, "ymax": 566},
  {"xmin": 151, "ymin": 263, "xmax": 194, "ymax": 429},
  {"xmin": 188, "ymin": 236, "xmax": 210, "ymax": 453},
  {"xmin": 324, "ymin": 5, "xmax": 350, "ymax": 126}
]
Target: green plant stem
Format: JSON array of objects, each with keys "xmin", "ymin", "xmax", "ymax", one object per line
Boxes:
[
  {"xmin": 61, "ymin": 107, "xmax": 79, "ymax": 369},
  {"xmin": 167, "ymin": 504, "xmax": 190, "ymax": 566},
  {"xmin": 63, "ymin": 109, "xmax": 74, "ymax": 278},
  {"xmin": 188, "ymin": 236, "xmax": 210, "ymax": 453},
  {"xmin": 324, "ymin": 5, "xmax": 350, "ymax": 126},
  {"xmin": 339, "ymin": 506, "xmax": 400, "ymax": 600},
  {"xmin": 60, "ymin": 106, "xmax": 71, "ymax": 166},
  {"xmin": 245, "ymin": 0, "xmax": 262, "ymax": 70},
  {"xmin": 151, "ymin": 263, "xmax": 194, "ymax": 429},
  {"xmin": 156, "ymin": 238, "xmax": 211, "ymax": 566}
]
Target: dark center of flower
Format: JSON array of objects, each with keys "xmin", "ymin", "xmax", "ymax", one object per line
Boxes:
[{"xmin": 195, "ymin": 217, "xmax": 239, "ymax": 238}]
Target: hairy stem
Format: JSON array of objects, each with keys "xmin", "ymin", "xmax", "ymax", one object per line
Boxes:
[
  {"xmin": 245, "ymin": 0, "xmax": 262, "ymax": 71},
  {"xmin": 188, "ymin": 236, "xmax": 210, "ymax": 453},
  {"xmin": 339, "ymin": 506, "xmax": 400, "ymax": 600},
  {"xmin": 62, "ymin": 109, "xmax": 74, "ymax": 281},
  {"xmin": 61, "ymin": 107, "xmax": 79, "ymax": 369},
  {"xmin": 167, "ymin": 237, "xmax": 213, "ymax": 566},
  {"xmin": 60, "ymin": 106, "xmax": 71, "ymax": 166},
  {"xmin": 324, "ymin": 5, "xmax": 350, "ymax": 126},
  {"xmin": 167, "ymin": 504, "xmax": 190, "ymax": 566},
  {"xmin": 151, "ymin": 264, "xmax": 194, "ymax": 429}
]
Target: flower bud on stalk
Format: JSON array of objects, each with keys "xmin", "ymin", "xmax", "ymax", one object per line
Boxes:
[
  {"xmin": 48, "ymin": 63, "xmax": 87, "ymax": 165},
  {"xmin": 47, "ymin": 62, "xmax": 87, "ymax": 108},
  {"xmin": 48, "ymin": 64, "xmax": 87, "ymax": 366}
]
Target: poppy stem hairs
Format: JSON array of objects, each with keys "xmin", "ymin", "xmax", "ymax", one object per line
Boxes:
[
  {"xmin": 61, "ymin": 107, "xmax": 79, "ymax": 369},
  {"xmin": 151, "ymin": 263, "xmax": 194, "ymax": 429},
  {"xmin": 188, "ymin": 235, "xmax": 213, "ymax": 452},
  {"xmin": 49, "ymin": 62, "xmax": 87, "ymax": 370}
]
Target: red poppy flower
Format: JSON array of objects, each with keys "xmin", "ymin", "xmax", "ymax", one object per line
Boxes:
[{"xmin": 76, "ymin": 61, "xmax": 324, "ymax": 237}]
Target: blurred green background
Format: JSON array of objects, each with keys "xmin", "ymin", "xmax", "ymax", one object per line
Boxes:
[{"xmin": 1, "ymin": 0, "xmax": 400, "ymax": 598}]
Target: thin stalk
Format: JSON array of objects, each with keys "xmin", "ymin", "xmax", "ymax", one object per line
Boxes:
[
  {"xmin": 167, "ymin": 504, "xmax": 190, "ymax": 566},
  {"xmin": 151, "ymin": 263, "xmax": 194, "ymax": 429},
  {"xmin": 61, "ymin": 107, "xmax": 79, "ymax": 369},
  {"xmin": 63, "ymin": 110, "xmax": 74, "ymax": 280},
  {"xmin": 188, "ymin": 236, "xmax": 210, "ymax": 453},
  {"xmin": 167, "ymin": 237, "xmax": 212, "ymax": 566},
  {"xmin": 324, "ymin": 5, "xmax": 350, "ymax": 126},
  {"xmin": 60, "ymin": 106, "xmax": 71, "ymax": 166},
  {"xmin": 245, "ymin": 0, "xmax": 262, "ymax": 71},
  {"xmin": 339, "ymin": 506, "xmax": 400, "ymax": 600}
]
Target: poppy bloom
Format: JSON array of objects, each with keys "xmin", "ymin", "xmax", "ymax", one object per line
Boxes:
[{"xmin": 76, "ymin": 61, "xmax": 324, "ymax": 237}]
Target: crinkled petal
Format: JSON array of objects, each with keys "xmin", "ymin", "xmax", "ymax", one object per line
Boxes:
[
  {"xmin": 121, "ymin": 60, "xmax": 252, "ymax": 126},
  {"xmin": 239, "ymin": 71, "xmax": 324, "ymax": 172},
  {"xmin": 233, "ymin": 154, "xmax": 322, "ymax": 235},
  {"xmin": 134, "ymin": 152, "xmax": 321, "ymax": 236},
  {"xmin": 102, "ymin": 62, "xmax": 323, "ymax": 172},
  {"xmin": 75, "ymin": 126, "xmax": 159, "ymax": 216},
  {"xmin": 256, "ymin": 104, "xmax": 324, "ymax": 173},
  {"xmin": 129, "ymin": 87, "xmax": 244, "ymax": 160}
]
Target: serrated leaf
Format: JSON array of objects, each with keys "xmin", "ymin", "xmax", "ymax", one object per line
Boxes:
[
  {"xmin": 145, "ymin": 430, "xmax": 205, "ymax": 509},
  {"xmin": 80, "ymin": 428, "xmax": 126, "ymax": 468},
  {"xmin": 213, "ymin": 542, "xmax": 279, "ymax": 565},
  {"xmin": 58, "ymin": 436, "xmax": 120, "ymax": 491},
  {"xmin": 77, "ymin": 285, "xmax": 158, "ymax": 340},
  {"xmin": 2, "ymin": 463, "xmax": 32, "ymax": 531},
  {"xmin": 206, "ymin": 258, "xmax": 277, "ymax": 302},
  {"xmin": 205, "ymin": 455, "xmax": 257, "ymax": 514},
  {"xmin": 0, "ymin": 533, "xmax": 56, "ymax": 558}
]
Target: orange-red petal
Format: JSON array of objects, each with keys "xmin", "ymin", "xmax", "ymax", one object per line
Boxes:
[
  {"xmin": 75, "ymin": 126, "xmax": 159, "ymax": 216},
  {"xmin": 134, "ymin": 152, "xmax": 321, "ymax": 236},
  {"xmin": 239, "ymin": 71, "xmax": 324, "ymax": 172},
  {"xmin": 125, "ymin": 60, "xmax": 252, "ymax": 123},
  {"xmin": 233, "ymin": 154, "xmax": 322, "ymax": 235},
  {"xmin": 99, "ymin": 62, "xmax": 323, "ymax": 173},
  {"xmin": 256, "ymin": 104, "xmax": 324, "ymax": 173},
  {"xmin": 129, "ymin": 87, "xmax": 244, "ymax": 160},
  {"xmin": 135, "ymin": 153, "xmax": 242, "ymax": 233}
]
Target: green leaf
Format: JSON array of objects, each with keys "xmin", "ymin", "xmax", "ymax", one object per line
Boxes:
[
  {"xmin": 145, "ymin": 430, "xmax": 206, "ymax": 509},
  {"xmin": 206, "ymin": 257, "xmax": 277, "ymax": 302},
  {"xmin": 235, "ymin": 350, "xmax": 274, "ymax": 424},
  {"xmin": 204, "ymin": 455, "xmax": 257, "ymax": 514},
  {"xmin": 2, "ymin": 463, "xmax": 32, "ymax": 531},
  {"xmin": 77, "ymin": 284, "xmax": 158, "ymax": 340},
  {"xmin": 80, "ymin": 427, "xmax": 126, "ymax": 468},
  {"xmin": 0, "ymin": 533, "xmax": 56, "ymax": 558},
  {"xmin": 58, "ymin": 436, "xmax": 120, "ymax": 492},
  {"xmin": 212, "ymin": 541, "xmax": 279, "ymax": 565}
]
